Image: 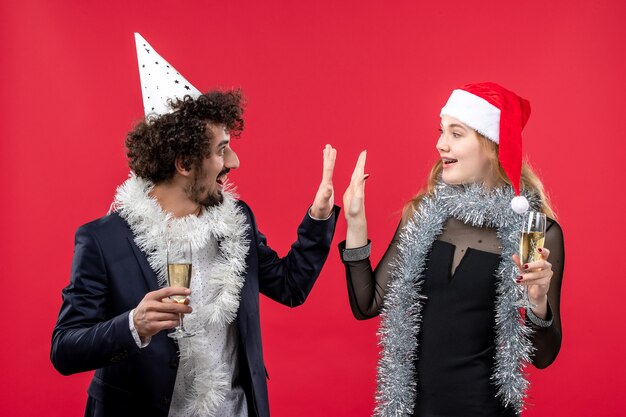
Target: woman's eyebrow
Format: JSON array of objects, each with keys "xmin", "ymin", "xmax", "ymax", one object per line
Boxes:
[{"xmin": 441, "ymin": 123, "xmax": 467, "ymax": 131}]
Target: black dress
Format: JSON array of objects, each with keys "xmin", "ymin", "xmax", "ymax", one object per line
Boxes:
[{"xmin": 339, "ymin": 217, "xmax": 564, "ymax": 417}]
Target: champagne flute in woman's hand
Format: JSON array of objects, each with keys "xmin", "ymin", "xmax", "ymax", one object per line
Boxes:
[
  {"xmin": 167, "ymin": 238, "xmax": 194, "ymax": 339},
  {"xmin": 514, "ymin": 211, "xmax": 546, "ymax": 308}
]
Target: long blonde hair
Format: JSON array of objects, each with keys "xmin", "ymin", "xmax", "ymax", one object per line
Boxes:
[{"xmin": 401, "ymin": 134, "xmax": 556, "ymax": 225}]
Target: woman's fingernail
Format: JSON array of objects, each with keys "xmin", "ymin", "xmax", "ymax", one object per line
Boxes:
[
  {"xmin": 516, "ymin": 276, "xmax": 523, "ymax": 283},
  {"xmin": 538, "ymin": 248, "xmax": 543, "ymax": 253},
  {"xmin": 523, "ymin": 264, "xmax": 529, "ymax": 269}
]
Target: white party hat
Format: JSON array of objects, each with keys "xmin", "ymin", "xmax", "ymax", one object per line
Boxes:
[{"xmin": 134, "ymin": 32, "xmax": 201, "ymax": 117}]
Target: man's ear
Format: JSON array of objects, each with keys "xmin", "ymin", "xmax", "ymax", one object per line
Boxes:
[{"xmin": 174, "ymin": 156, "xmax": 193, "ymax": 177}]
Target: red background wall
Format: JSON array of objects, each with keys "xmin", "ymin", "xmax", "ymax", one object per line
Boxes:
[{"xmin": 1, "ymin": 1, "xmax": 625, "ymax": 415}]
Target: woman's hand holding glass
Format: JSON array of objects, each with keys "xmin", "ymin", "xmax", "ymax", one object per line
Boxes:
[{"xmin": 512, "ymin": 246, "xmax": 554, "ymax": 318}]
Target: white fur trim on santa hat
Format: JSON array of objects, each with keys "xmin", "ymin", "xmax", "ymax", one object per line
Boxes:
[{"xmin": 440, "ymin": 89, "xmax": 501, "ymax": 144}]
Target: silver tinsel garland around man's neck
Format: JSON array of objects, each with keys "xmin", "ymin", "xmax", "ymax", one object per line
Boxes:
[
  {"xmin": 112, "ymin": 173, "xmax": 252, "ymax": 416},
  {"xmin": 374, "ymin": 180, "xmax": 541, "ymax": 417}
]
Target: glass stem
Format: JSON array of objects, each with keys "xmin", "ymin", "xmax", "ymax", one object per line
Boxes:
[
  {"xmin": 524, "ymin": 285, "xmax": 536, "ymax": 308},
  {"xmin": 179, "ymin": 313, "xmax": 185, "ymax": 332}
]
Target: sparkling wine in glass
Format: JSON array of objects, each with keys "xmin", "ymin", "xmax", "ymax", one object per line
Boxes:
[
  {"xmin": 515, "ymin": 211, "xmax": 546, "ymax": 308},
  {"xmin": 167, "ymin": 238, "xmax": 195, "ymax": 338}
]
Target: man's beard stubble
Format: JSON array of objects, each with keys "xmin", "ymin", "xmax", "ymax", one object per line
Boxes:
[
  {"xmin": 187, "ymin": 178, "xmax": 223, "ymax": 208},
  {"xmin": 185, "ymin": 166, "xmax": 227, "ymax": 208}
]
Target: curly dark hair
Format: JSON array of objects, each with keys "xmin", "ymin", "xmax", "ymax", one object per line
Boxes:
[{"xmin": 125, "ymin": 89, "xmax": 245, "ymax": 183}]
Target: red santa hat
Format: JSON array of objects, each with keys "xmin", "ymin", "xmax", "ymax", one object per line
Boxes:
[{"xmin": 440, "ymin": 82, "xmax": 532, "ymax": 214}]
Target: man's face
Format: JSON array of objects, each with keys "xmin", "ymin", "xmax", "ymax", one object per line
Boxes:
[{"xmin": 186, "ymin": 123, "xmax": 240, "ymax": 207}]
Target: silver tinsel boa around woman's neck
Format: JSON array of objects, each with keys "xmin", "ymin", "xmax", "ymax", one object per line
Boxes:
[{"xmin": 374, "ymin": 180, "xmax": 541, "ymax": 417}]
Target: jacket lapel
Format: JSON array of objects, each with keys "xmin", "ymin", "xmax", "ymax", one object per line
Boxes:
[
  {"xmin": 126, "ymin": 235, "xmax": 160, "ymax": 292},
  {"xmin": 236, "ymin": 270, "xmax": 252, "ymax": 340}
]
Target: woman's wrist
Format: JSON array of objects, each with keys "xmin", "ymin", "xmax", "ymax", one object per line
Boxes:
[
  {"xmin": 529, "ymin": 294, "xmax": 549, "ymax": 319},
  {"xmin": 346, "ymin": 222, "xmax": 368, "ymax": 249},
  {"xmin": 346, "ymin": 213, "xmax": 366, "ymax": 225},
  {"xmin": 527, "ymin": 299, "xmax": 553, "ymax": 328}
]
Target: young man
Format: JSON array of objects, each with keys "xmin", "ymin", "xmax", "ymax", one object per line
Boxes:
[{"xmin": 51, "ymin": 33, "xmax": 339, "ymax": 417}]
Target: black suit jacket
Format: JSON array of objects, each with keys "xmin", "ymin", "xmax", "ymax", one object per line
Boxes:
[{"xmin": 51, "ymin": 201, "xmax": 340, "ymax": 417}]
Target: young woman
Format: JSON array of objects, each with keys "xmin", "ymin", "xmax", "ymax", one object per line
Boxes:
[{"xmin": 339, "ymin": 82, "xmax": 564, "ymax": 417}]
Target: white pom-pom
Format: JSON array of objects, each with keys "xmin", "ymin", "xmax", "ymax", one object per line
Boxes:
[{"xmin": 511, "ymin": 196, "xmax": 529, "ymax": 214}]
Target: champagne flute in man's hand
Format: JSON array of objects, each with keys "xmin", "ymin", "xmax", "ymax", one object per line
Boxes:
[{"xmin": 167, "ymin": 238, "xmax": 194, "ymax": 339}]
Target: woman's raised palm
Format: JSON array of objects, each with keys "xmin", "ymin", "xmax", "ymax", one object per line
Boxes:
[{"xmin": 343, "ymin": 150, "xmax": 368, "ymax": 221}]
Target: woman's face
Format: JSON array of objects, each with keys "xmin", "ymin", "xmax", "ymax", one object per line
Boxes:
[{"xmin": 437, "ymin": 115, "xmax": 494, "ymax": 185}]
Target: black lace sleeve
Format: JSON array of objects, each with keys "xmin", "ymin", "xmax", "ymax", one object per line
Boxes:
[
  {"xmin": 338, "ymin": 222, "xmax": 403, "ymax": 320},
  {"xmin": 528, "ymin": 218, "xmax": 565, "ymax": 368}
]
